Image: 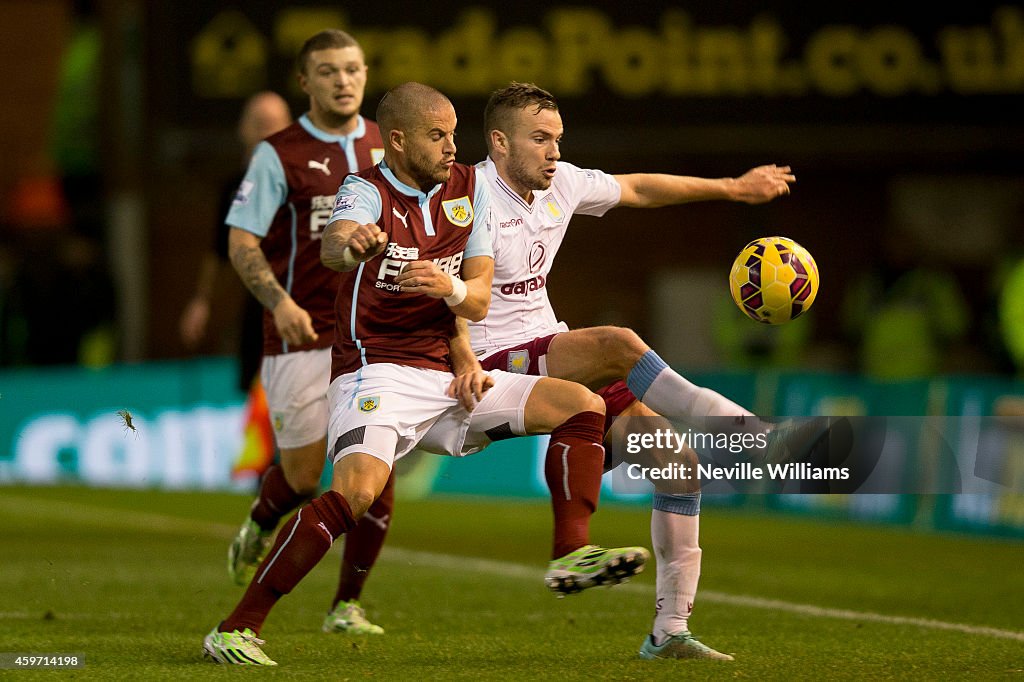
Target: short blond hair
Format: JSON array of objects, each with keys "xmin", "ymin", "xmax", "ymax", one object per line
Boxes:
[{"xmin": 296, "ymin": 29, "xmax": 361, "ymax": 75}]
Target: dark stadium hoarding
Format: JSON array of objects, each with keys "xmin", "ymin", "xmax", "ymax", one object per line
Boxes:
[
  {"xmin": 2, "ymin": 360, "xmax": 1022, "ymax": 536},
  {"xmin": 147, "ymin": 1, "xmax": 1024, "ymax": 131}
]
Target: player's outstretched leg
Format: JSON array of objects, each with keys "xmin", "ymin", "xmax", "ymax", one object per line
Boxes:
[
  {"xmin": 762, "ymin": 416, "xmax": 834, "ymax": 465},
  {"xmin": 624, "ymin": 348, "xmax": 766, "ymax": 435},
  {"xmin": 638, "ymin": 492, "xmax": 732, "ymax": 661}
]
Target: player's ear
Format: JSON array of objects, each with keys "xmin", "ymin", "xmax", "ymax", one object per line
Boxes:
[
  {"xmin": 389, "ymin": 129, "xmax": 404, "ymax": 153},
  {"xmin": 490, "ymin": 129, "xmax": 507, "ymax": 155}
]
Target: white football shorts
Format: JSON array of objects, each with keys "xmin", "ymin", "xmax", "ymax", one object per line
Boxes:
[
  {"xmin": 261, "ymin": 347, "xmax": 331, "ymax": 449},
  {"xmin": 326, "ymin": 363, "xmax": 542, "ymax": 468}
]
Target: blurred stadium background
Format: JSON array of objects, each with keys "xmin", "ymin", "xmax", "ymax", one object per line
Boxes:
[{"xmin": 0, "ymin": 1, "xmax": 1022, "ymax": 675}]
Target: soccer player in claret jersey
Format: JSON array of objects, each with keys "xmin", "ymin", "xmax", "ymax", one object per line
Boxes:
[
  {"xmin": 220, "ymin": 30, "xmax": 391, "ymax": 638},
  {"xmin": 203, "ymin": 82, "xmax": 648, "ymax": 666},
  {"xmin": 472, "ymin": 82, "xmax": 802, "ymax": 661}
]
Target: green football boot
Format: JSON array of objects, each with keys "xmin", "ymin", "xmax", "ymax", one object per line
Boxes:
[
  {"xmin": 544, "ymin": 544, "xmax": 650, "ymax": 596},
  {"xmin": 203, "ymin": 627, "xmax": 277, "ymax": 666},
  {"xmin": 638, "ymin": 631, "xmax": 734, "ymax": 661},
  {"xmin": 227, "ymin": 517, "xmax": 273, "ymax": 586},
  {"xmin": 322, "ymin": 599, "xmax": 385, "ymax": 635}
]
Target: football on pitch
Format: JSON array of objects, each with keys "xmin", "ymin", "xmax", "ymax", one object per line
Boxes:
[{"xmin": 729, "ymin": 236, "xmax": 819, "ymax": 324}]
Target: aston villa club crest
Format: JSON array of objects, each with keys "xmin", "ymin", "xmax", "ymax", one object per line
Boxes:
[
  {"xmin": 358, "ymin": 396, "xmax": 380, "ymax": 413},
  {"xmin": 507, "ymin": 350, "xmax": 530, "ymax": 374},
  {"xmin": 442, "ymin": 196, "xmax": 474, "ymax": 227},
  {"xmin": 543, "ymin": 197, "xmax": 564, "ymax": 222}
]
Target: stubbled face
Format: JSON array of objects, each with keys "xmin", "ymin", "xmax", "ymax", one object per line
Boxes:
[
  {"xmin": 503, "ymin": 106, "xmax": 563, "ymax": 198},
  {"xmin": 401, "ymin": 103, "xmax": 458, "ymax": 190},
  {"xmin": 299, "ymin": 46, "xmax": 367, "ymax": 127}
]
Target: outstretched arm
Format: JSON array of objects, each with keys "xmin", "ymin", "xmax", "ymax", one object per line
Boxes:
[{"xmin": 615, "ymin": 164, "xmax": 795, "ymax": 208}]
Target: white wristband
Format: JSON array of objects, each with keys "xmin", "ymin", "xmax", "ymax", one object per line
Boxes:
[
  {"xmin": 340, "ymin": 246, "xmax": 359, "ymax": 269},
  {"xmin": 444, "ymin": 274, "xmax": 468, "ymax": 307}
]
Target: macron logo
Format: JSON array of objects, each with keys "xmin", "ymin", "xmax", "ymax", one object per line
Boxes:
[
  {"xmin": 308, "ymin": 157, "xmax": 332, "ymax": 175},
  {"xmin": 499, "ymin": 217, "xmax": 523, "ymax": 229}
]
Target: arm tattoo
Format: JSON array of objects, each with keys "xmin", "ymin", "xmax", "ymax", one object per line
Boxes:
[{"xmin": 229, "ymin": 242, "xmax": 287, "ymax": 311}]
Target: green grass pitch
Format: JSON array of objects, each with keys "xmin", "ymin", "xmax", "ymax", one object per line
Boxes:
[{"xmin": 1, "ymin": 486, "xmax": 1021, "ymax": 679}]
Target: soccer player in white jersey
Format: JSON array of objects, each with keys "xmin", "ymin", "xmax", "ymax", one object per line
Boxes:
[{"xmin": 471, "ymin": 82, "xmax": 799, "ymax": 661}]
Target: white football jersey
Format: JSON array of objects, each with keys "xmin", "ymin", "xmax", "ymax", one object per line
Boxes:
[{"xmin": 470, "ymin": 157, "xmax": 621, "ymax": 357}]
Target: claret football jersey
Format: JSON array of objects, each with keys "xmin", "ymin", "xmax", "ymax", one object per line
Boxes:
[
  {"xmin": 469, "ymin": 157, "xmax": 621, "ymax": 357},
  {"xmin": 226, "ymin": 114, "xmax": 384, "ymax": 355},
  {"xmin": 327, "ymin": 160, "xmax": 494, "ymax": 378}
]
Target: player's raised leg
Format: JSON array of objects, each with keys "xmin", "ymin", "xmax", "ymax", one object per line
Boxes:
[
  {"xmin": 546, "ymin": 327, "xmax": 760, "ymax": 430},
  {"xmin": 546, "ymin": 326, "xmax": 832, "ymax": 464},
  {"xmin": 519, "ymin": 376, "xmax": 650, "ymax": 595}
]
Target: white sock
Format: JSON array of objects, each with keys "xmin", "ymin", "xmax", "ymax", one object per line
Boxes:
[
  {"xmin": 646, "ymin": 370, "xmax": 753, "ymax": 423},
  {"xmin": 626, "ymin": 350, "xmax": 765, "ymax": 434},
  {"xmin": 651, "ymin": 498, "xmax": 702, "ymax": 643}
]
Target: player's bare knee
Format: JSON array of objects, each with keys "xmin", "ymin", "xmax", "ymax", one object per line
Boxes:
[
  {"xmin": 599, "ymin": 326, "xmax": 648, "ymax": 374},
  {"xmin": 280, "ymin": 468, "xmax": 320, "ymax": 498},
  {"xmin": 291, "ymin": 476, "xmax": 321, "ymax": 498},
  {"xmin": 526, "ymin": 379, "xmax": 604, "ymax": 433},
  {"xmin": 576, "ymin": 386, "xmax": 606, "ymax": 417},
  {"xmin": 343, "ymin": 488, "xmax": 377, "ymax": 519},
  {"xmin": 653, "ymin": 477, "xmax": 701, "ymax": 496},
  {"xmin": 281, "ymin": 462, "xmax": 323, "ymax": 497},
  {"xmin": 555, "ymin": 380, "xmax": 605, "ymax": 420},
  {"xmin": 557, "ymin": 383, "xmax": 605, "ymax": 426}
]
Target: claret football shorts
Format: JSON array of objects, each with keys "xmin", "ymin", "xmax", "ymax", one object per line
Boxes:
[{"xmin": 480, "ymin": 333, "xmax": 638, "ymax": 434}]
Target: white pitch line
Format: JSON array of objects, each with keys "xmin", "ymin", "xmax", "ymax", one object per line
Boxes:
[
  {"xmin": 689, "ymin": 591, "xmax": 1024, "ymax": 643},
  {"xmin": 0, "ymin": 611, "xmax": 135, "ymax": 620},
  {"xmin": 2, "ymin": 494, "xmax": 1022, "ymax": 642},
  {"xmin": 381, "ymin": 547, "xmax": 1024, "ymax": 643}
]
